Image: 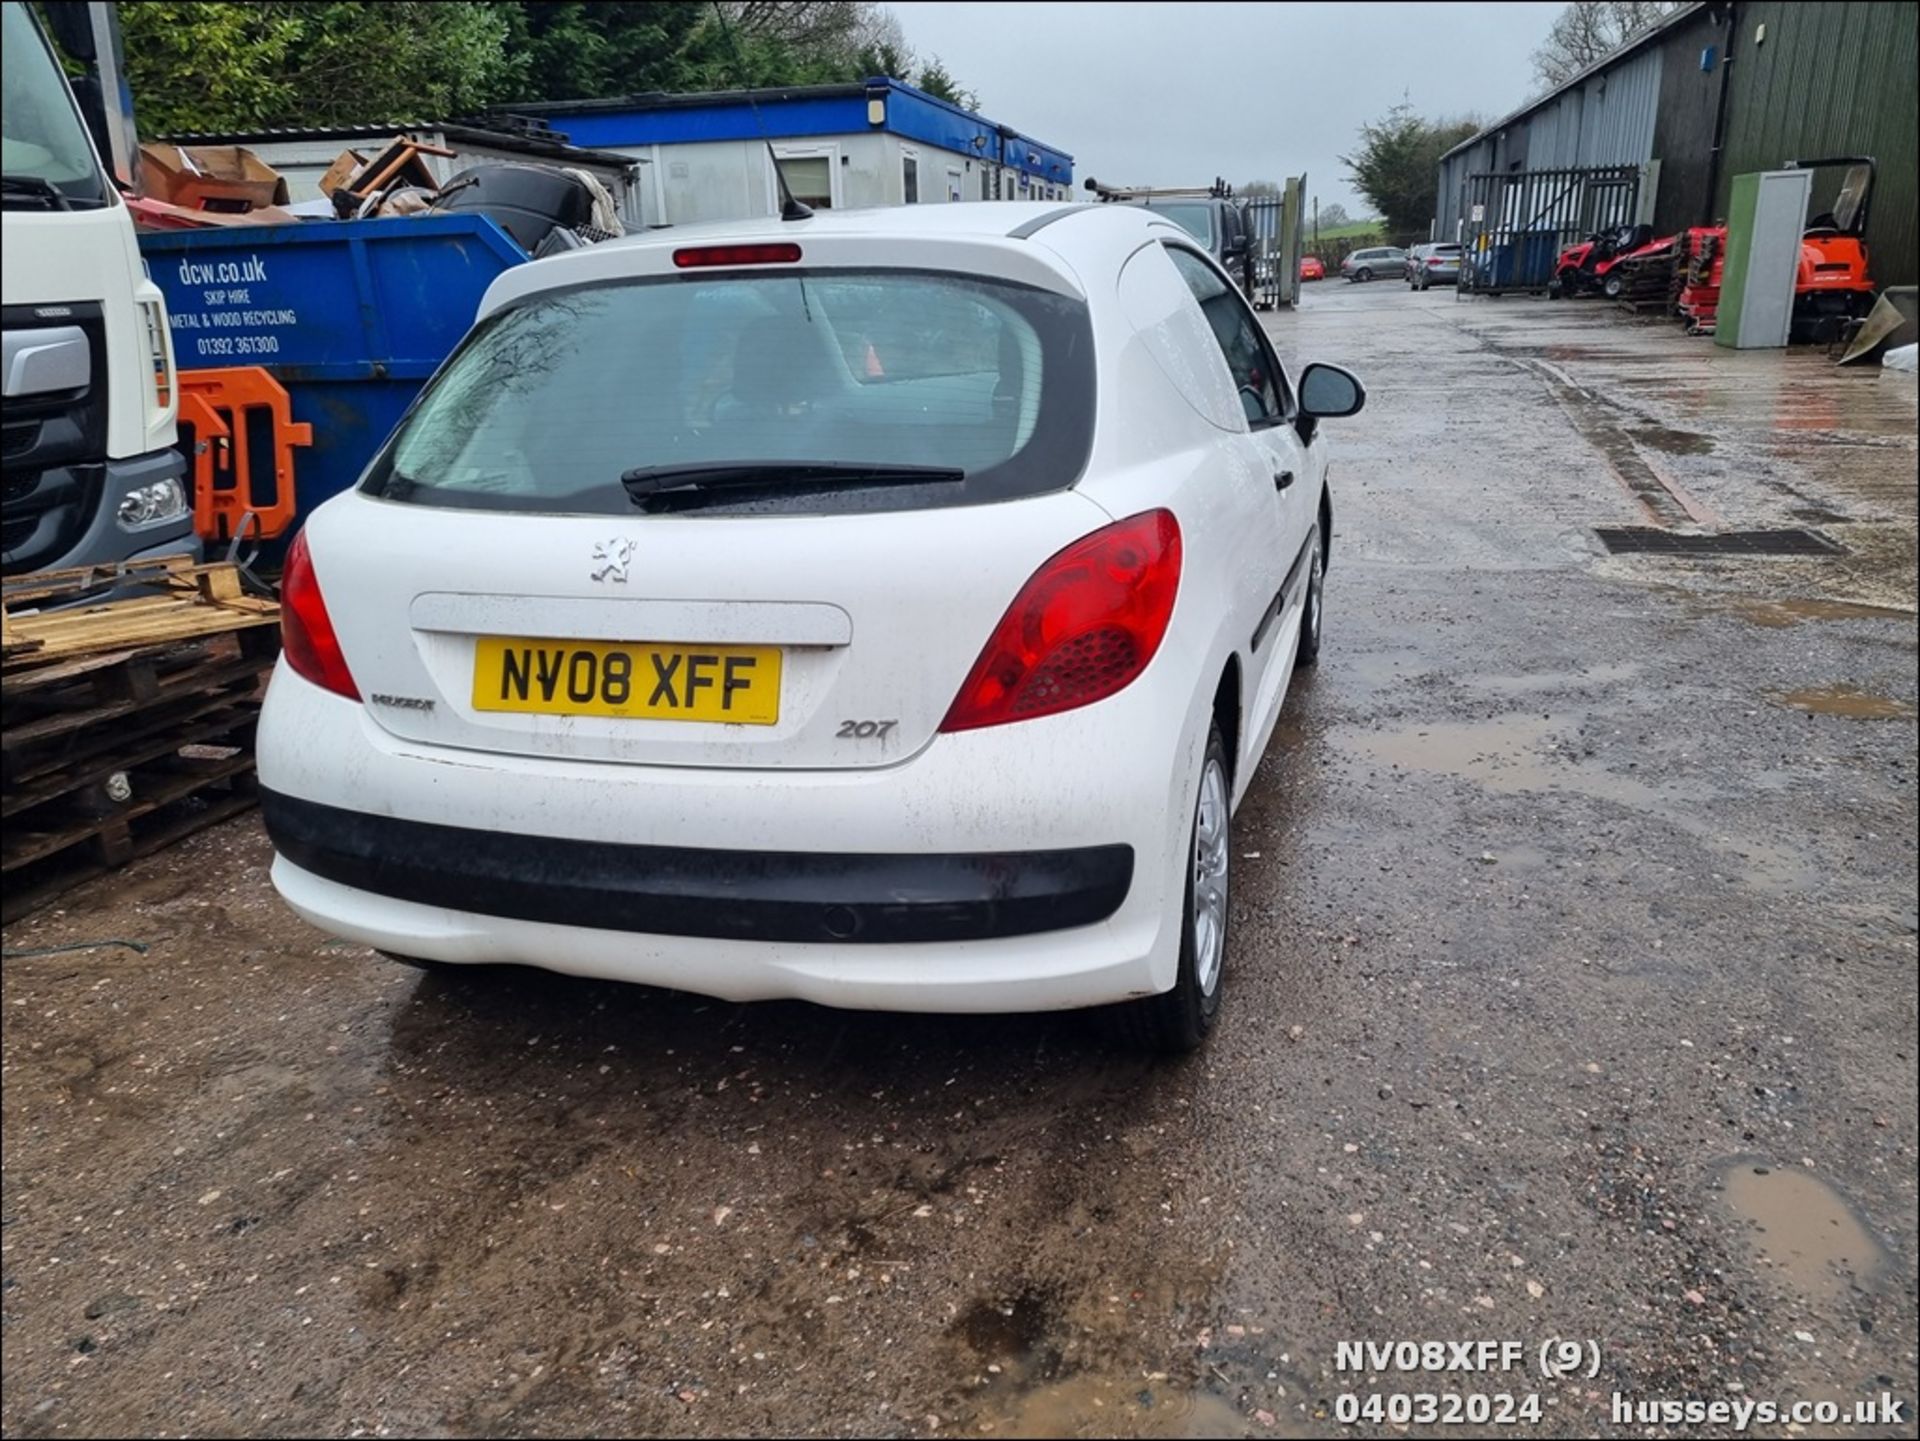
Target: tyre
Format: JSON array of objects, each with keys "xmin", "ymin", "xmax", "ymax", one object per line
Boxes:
[
  {"xmin": 1602, "ymin": 273, "xmax": 1624, "ymax": 300},
  {"xmin": 1294, "ymin": 523, "xmax": 1325, "ymax": 668},
  {"xmin": 1357, "ymin": 267, "xmax": 1373, "ymax": 282},
  {"xmin": 1546, "ymin": 279, "xmax": 1563, "ymax": 299},
  {"xmin": 1111, "ymin": 724, "xmax": 1230, "ymax": 1053}
]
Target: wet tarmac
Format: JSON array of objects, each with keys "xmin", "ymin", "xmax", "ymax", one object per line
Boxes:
[{"xmin": 4, "ymin": 281, "xmax": 1916, "ymax": 1438}]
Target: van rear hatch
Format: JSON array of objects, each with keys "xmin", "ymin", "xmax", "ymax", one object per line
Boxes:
[{"xmin": 309, "ymin": 236, "xmax": 1108, "ymax": 772}]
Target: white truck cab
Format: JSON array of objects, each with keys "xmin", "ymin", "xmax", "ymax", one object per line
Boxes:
[{"xmin": 2, "ymin": 0, "xmax": 194, "ymax": 581}]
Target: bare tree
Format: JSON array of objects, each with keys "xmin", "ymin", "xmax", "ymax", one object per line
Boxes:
[
  {"xmin": 1532, "ymin": 2, "xmax": 1680, "ymax": 89},
  {"xmin": 723, "ymin": 1, "xmax": 881, "ymax": 63},
  {"xmin": 850, "ymin": 4, "xmax": 907, "ymax": 59}
]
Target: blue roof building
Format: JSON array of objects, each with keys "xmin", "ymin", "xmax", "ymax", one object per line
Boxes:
[{"xmin": 490, "ymin": 78, "xmax": 1075, "ymax": 226}]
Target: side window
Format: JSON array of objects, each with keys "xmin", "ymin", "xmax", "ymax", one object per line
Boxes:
[{"xmin": 1164, "ymin": 245, "xmax": 1288, "ymax": 426}]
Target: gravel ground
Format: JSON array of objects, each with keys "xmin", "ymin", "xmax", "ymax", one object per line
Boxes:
[{"xmin": 4, "ymin": 279, "xmax": 1915, "ymax": 1439}]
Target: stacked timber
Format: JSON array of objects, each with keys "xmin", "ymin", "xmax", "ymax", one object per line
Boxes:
[
  {"xmin": 1612, "ymin": 244, "xmax": 1680, "ymax": 313},
  {"xmin": 2, "ymin": 558, "xmax": 279, "ymax": 921}
]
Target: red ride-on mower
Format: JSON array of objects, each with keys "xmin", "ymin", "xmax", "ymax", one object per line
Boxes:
[
  {"xmin": 1787, "ymin": 157, "xmax": 1877, "ymax": 341},
  {"xmin": 1550, "ymin": 223, "xmax": 1664, "ymax": 298},
  {"xmin": 1671, "ymin": 157, "xmax": 1877, "ymax": 341}
]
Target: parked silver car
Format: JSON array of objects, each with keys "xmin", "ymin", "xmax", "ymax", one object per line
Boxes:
[
  {"xmin": 1406, "ymin": 242, "xmax": 1462, "ymax": 290},
  {"xmin": 1340, "ymin": 246, "xmax": 1406, "ymax": 282}
]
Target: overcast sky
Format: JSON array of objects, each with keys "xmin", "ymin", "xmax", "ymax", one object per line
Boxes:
[{"xmin": 888, "ymin": 1, "xmax": 1565, "ymax": 217}]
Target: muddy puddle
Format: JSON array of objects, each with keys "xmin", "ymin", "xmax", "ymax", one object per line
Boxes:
[
  {"xmin": 976, "ymin": 1375, "xmax": 1263, "ymax": 1438},
  {"xmin": 951, "ymin": 1274, "xmax": 1282, "ymax": 1438},
  {"xmin": 1332, "ymin": 713, "xmax": 1824, "ymax": 892},
  {"xmin": 1464, "ymin": 662, "xmax": 1642, "ymax": 696},
  {"xmin": 1334, "ymin": 715, "xmax": 1672, "ymax": 814},
  {"xmin": 1772, "ymin": 684, "xmax": 1917, "ymax": 719},
  {"xmin": 1718, "ymin": 1163, "xmax": 1890, "ymax": 1305},
  {"xmin": 1671, "ymin": 591, "xmax": 1917, "ymax": 630},
  {"xmin": 1335, "ymin": 715, "xmax": 1566, "ymax": 794},
  {"xmin": 1629, "ymin": 423, "xmax": 1716, "ymax": 455}
]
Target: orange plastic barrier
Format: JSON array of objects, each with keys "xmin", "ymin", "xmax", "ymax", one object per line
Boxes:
[{"xmin": 176, "ymin": 367, "xmax": 313, "ymax": 543}]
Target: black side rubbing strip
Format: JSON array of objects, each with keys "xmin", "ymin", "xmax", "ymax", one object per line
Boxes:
[{"xmin": 1251, "ymin": 526, "xmax": 1318, "ymax": 654}]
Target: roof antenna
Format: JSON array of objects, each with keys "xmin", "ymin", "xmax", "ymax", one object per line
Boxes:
[{"xmin": 710, "ymin": 1, "xmax": 812, "ymax": 221}]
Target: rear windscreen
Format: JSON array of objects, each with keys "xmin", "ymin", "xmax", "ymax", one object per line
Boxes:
[{"xmin": 362, "ymin": 268, "xmax": 1095, "ymax": 516}]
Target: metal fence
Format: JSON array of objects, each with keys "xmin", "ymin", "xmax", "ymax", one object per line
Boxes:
[
  {"xmin": 1456, "ymin": 164, "xmax": 1641, "ymax": 294},
  {"xmin": 1243, "ymin": 175, "xmax": 1304, "ymax": 309}
]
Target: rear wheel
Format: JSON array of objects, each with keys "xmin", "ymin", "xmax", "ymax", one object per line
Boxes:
[
  {"xmin": 1357, "ymin": 267, "xmax": 1374, "ymax": 282},
  {"xmin": 1112, "ymin": 725, "xmax": 1230, "ymax": 1053},
  {"xmin": 1602, "ymin": 273, "xmax": 1625, "ymax": 300}
]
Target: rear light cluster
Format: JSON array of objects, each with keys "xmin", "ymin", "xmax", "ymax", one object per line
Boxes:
[
  {"xmin": 281, "ymin": 530, "xmax": 360, "ymax": 700},
  {"xmin": 672, "ymin": 243, "xmax": 803, "ymax": 269},
  {"xmin": 941, "ymin": 510, "xmax": 1181, "ymax": 732}
]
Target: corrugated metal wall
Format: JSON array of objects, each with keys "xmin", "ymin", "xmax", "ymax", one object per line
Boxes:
[
  {"xmin": 1649, "ymin": 6, "xmax": 1729, "ymax": 235},
  {"xmin": 1521, "ymin": 47, "xmax": 1664, "ymax": 168},
  {"xmin": 1436, "ymin": 145, "xmax": 1484, "ymax": 237},
  {"xmin": 1436, "ymin": 2, "xmax": 1916, "ymax": 281},
  {"xmin": 1434, "ymin": 45, "xmax": 1661, "ymax": 237},
  {"xmin": 1719, "ymin": 1, "xmax": 1918, "ymax": 286},
  {"xmin": 1581, "ymin": 47, "xmax": 1663, "ymax": 164}
]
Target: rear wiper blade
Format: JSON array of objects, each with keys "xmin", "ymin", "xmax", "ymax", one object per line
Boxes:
[
  {"xmin": 1, "ymin": 173, "xmax": 72, "ymax": 210},
  {"xmin": 621, "ymin": 461, "xmax": 966, "ymax": 507}
]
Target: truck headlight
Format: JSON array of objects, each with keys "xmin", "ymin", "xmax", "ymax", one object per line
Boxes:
[{"xmin": 117, "ymin": 477, "xmax": 189, "ymax": 530}]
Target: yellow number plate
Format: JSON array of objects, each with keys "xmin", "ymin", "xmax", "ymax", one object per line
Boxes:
[{"xmin": 472, "ymin": 637, "xmax": 781, "ymax": 724}]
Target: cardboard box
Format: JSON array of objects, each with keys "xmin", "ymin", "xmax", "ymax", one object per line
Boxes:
[
  {"xmin": 139, "ymin": 143, "xmax": 290, "ymax": 213},
  {"xmin": 317, "ymin": 147, "xmax": 369, "ymax": 198}
]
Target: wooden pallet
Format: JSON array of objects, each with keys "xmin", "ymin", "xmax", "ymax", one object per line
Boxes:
[
  {"xmin": 2, "ymin": 558, "xmax": 277, "ymax": 670},
  {"xmin": 1, "ymin": 628, "xmax": 278, "ymax": 923}
]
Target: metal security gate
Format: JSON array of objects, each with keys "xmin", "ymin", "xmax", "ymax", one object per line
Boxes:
[
  {"xmin": 1244, "ymin": 173, "xmax": 1305, "ymax": 310},
  {"xmin": 1457, "ymin": 165, "xmax": 1641, "ymax": 295}
]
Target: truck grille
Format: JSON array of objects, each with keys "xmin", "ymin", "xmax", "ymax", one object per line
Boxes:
[
  {"xmin": 2, "ymin": 301, "xmax": 109, "ymax": 575},
  {"xmin": 0, "ymin": 465, "xmax": 103, "ymax": 575}
]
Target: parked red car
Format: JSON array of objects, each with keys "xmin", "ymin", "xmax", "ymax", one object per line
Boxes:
[{"xmin": 1299, "ymin": 254, "xmax": 1325, "ymax": 281}]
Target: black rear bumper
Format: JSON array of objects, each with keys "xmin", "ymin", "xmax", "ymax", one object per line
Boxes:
[{"xmin": 261, "ymin": 789, "xmax": 1132, "ymax": 945}]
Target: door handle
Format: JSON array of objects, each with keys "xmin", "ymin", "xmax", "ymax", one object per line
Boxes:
[{"xmin": 1274, "ymin": 470, "xmax": 1295, "ymax": 491}]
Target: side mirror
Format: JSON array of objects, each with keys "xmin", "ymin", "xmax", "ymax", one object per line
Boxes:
[
  {"xmin": 1300, "ymin": 363, "xmax": 1365, "ymax": 417},
  {"xmin": 1296, "ymin": 362, "xmax": 1365, "ymax": 443}
]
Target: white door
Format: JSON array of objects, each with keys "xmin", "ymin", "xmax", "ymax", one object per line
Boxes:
[{"xmin": 1163, "ymin": 245, "xmax": 1314, "ymax": 760}]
